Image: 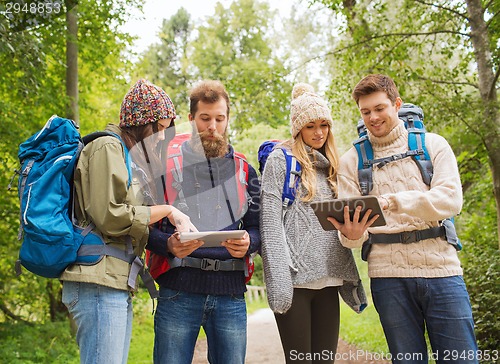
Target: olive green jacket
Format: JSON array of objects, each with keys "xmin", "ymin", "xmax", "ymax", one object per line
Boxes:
[{"xmin": 60, "ymin": 124, "xmax": 151, "ymax": 290}]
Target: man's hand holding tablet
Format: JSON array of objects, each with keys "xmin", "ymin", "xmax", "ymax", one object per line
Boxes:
[{"xmin": 310, "ymin": 196, "xmax": 386, "ymax": 240}]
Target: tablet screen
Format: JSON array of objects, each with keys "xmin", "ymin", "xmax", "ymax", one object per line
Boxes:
[
  {"xmin": 310, "ymin": 196, "xmax": 386, "ymax": 230},
  {"xmin": 179, "ymin": 230, "xmax": 246, "ymax": 248}
]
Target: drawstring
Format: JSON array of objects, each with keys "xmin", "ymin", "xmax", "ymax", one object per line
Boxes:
[
  {"xmin": 193, "ymin": 165, "xmax": 201, "ymax": 220},
  {"xmin": 214, "ymin": 164, "xmax": 224, "ymax": 227},
  {"xmin": 205, "ymin": 158, "xmax": 234, "ymax": 226},
  {"xmin": 218, "ymin": 165, "xmax": 236, "ymax": 224}
]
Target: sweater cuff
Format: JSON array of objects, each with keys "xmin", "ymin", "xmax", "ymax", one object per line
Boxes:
[
  {"xmin": 146, "ymin": 227, "xmax": 171, "ymax": 257},
  {"xmin": 338, "ymin": 230, "xmax": 368, "ymax": 249},
  {"xmin": 382, "ymin": 193, "xmax": 397, "ymax": 211}
]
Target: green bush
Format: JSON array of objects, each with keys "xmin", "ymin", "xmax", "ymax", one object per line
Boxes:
[
  {"xmin": 462, "ymin": 240, "xmax": 500, "ymax": 351},
  {"xmin": 0, "ymin": 321, "xmax": 78, "ymax": 364},
  {"xmin": 458, "ymin": 176, "xmax": 500, "ymax": 352}
]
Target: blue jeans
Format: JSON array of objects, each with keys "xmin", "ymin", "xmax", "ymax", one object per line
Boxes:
[
  {"xmin": 371, "ymin": 276, "xmax": 478, "ymax": 364},
  {"xmin": 153, "ymin": 287, "xmax": 247, "ymax": 364},
  {"xmin": 62, "ymin": 281, "xmax": 133, "ymax": 364}
]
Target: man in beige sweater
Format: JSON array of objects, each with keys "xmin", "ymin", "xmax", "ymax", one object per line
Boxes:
[{"xmin": 329, "ymin": 74, "xmax": 478, "ymax": 364}]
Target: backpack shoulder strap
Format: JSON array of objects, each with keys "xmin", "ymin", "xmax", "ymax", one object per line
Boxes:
[
  {"xmin": 278, "ymin": 147, "xmax": 301, "ymax": 206},
  {"xmin": 353, "ymin": 135, "xmax": 374, "ymax": 196},
  {"xmin": 405, "ymin": 117, "xmax": 433, "ymax": 186},
  {"xmin": 234, "ymin": 152, "xmax": 249, "ymax": 215},
  {"xmin": 165, "ymin": 133, "xmax": 191, "ymax": 211},
  {"xmin": 234, "ymin": 151, "xmax": 249, "ymax": 183}
]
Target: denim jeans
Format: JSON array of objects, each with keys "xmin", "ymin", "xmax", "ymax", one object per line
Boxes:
[
  {"xmin": 153, "ymin": 287, "xmax": 247, "ymax": 364},
  {"xmin": 371, "ymin": 276, "xmax": 478, "ymax": 364},
  {"xmin": 62, "ymin": 281, "xmax": 133, "ymax": 364}
]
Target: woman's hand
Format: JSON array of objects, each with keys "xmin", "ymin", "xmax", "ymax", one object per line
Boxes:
[
  {"xmin": 167, "ymin": 232, "xmax": 204, "ymax": 258},
  {"xmin": 327, "ymin": 205, "xmax": 378, "ymax": 240},
  {"xmin": 166, "ymin": 206, "xmax": 198, "ymax": 232},
  {"xmin": 221, "ymin": 231, "xmax": 250, "ymax": 258}
]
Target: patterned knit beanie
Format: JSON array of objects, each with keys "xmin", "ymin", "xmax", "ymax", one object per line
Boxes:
[
  {"xmin": 119, "ymin": 79, "xmax": 176, "ymax": 128},
  {"xmin": 290, "ymin": 83, "xmax": 333, "ymax": 138}
]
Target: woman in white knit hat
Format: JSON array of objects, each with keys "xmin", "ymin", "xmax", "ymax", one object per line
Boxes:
[{"xmin": 260, "ymin": 83, "xmax": 367, "ymax": 363}]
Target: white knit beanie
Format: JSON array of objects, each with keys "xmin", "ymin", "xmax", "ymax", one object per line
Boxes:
[{"xmin": 290, "ymin": 83, "xmax": 333, "ymax": 138}]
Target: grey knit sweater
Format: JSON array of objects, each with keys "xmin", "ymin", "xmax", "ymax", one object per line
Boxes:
[{"xmin": 260, "ymin": 147, "xmax": 367, "ymax": 314}]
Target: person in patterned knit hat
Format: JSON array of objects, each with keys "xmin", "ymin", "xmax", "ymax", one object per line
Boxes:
[
  {"xmin": 119, "ymin": 78, "xmax": 176, "ymax": 127},
  {"xmin": 61, "ymin": 79, "xmax": 196, "ymax": 364},
  {"xmin": 260, "ymin": 83, "xmax": 367, "ymax": 364},
  {"xmin": 329, "ymin": 74, "xmax": 478, "ymax": 363}
]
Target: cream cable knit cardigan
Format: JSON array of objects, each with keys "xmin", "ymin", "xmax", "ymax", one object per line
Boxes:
[
  {"xmin": 338, "ymin": 121, "xmax": 463, "ymax": 278},
  {"xmin": 261, "ymin": 148, "xmax": 366, "ymax": 314}
]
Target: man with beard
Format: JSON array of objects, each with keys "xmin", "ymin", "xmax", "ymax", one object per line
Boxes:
[{"xmin": 150, "ymin": 80, "xmax": 261, "ymax": 364}]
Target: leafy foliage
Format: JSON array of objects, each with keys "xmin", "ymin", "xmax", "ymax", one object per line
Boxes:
[
  {"xmin": 0, "ymin": 0, "xmax": 144, "ymax": 323},
  {"xmin": 232, "ymin": 123, "xmax": 290, "ymax": 172},
  {"xmin": 458, "ymin": 154, "xmax": 500, "ymax": 352},
  {"xmin": 0, "ymin": 320, "xmax": 79, "ymax": 363},
  {"xmin": 189, "ymin": 0, "xmax": 291, "ymax": 132},
  {"xmin": 462, "ymin": 243, "xmax": 500, "ymax": 352},
  {"xmin": 134, "ymin": 7, "xmax": 193, "ymax": 118}
]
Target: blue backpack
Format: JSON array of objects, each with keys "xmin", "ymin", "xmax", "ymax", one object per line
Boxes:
[
  {"xmin": 353, "ymin": 104, "xmax": 462, "ymax": 260},
  {"xmin": 258, "ymin": 140, "xmax": 301, "ymax": 206},
  {"xmin": 12, "ymin": 116, "xmax": 138, "ymax": 279}
]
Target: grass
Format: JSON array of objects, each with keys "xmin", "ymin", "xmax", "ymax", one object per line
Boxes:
[
  {"xmin": 339, "ymin": 301, "xmax": 388, "ymax": 354},
  {"xmin": 338, "ymin": 249, "xmax": 390, "ymax": 355},
  {"xmin": 128, "ymin": 292, "xmax": 155, "ymax": 364}
]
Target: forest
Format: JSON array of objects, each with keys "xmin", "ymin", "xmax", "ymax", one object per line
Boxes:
[{"xmin": 0, "ymin": 0, "xmax": 498, "ymax": 360}]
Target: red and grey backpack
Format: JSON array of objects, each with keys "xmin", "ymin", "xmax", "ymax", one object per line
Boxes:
[{"xmin": 146, "ymin": 133, "xmax": 255, "ymax": 283}]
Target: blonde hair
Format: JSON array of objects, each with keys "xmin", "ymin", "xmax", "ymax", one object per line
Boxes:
[{"xmin": 282, "ymin": 127, "xmax": 339, "ymax": 202}]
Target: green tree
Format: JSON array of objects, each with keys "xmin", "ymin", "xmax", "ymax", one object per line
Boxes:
[
  {"xmin": 0, "ymin": 0, "xmax": 143, "ymax": 323},
  {"xmin": 233, "ymin": 123, "xmax": 290, "ymax": 171},
  {"xmin": 134, "ymin": 7, "xmax": 193, "ymax": 118},
  {"xmin": 190, "ymin": 0, "xmax": 291, "ymax": 134}
]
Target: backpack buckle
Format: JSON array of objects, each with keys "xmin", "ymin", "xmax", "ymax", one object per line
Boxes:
[
  {"xmin": 200, "ymin": 258, "xmax": 220, "ymax": 271},
  {"xmin": 400, "ymin": 230, "xmax": 421, "ymax": 244}
]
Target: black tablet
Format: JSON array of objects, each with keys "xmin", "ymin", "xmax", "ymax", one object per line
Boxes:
[{"xmin": 310, "ymin": 196, "xmax": 386, "ymax": 230}]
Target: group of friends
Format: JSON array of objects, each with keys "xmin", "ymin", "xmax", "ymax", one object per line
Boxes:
[{"xmin": 59, "ymin": 74, "xmax": 479, "ymax": 364}]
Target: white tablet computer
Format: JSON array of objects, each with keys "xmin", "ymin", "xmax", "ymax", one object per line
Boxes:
[
  {"xmin": 310, "ymin": 196, "xmax": 386, "ymax": 231},
  {"xmin": 179, "ymin": 230, "xmax": 246, "ymax": 248}
]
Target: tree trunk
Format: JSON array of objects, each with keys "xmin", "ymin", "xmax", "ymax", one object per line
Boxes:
[
  {"xmin": 465, "ymin": 0, "xmax": 500, "ymax": 248},
  {"xmin": 47, "ymin": 280, "xmax": 68, "ymax": 322},
  {"xmin": 65, "ymin": 0, "xmax": 79, "ymax": 124}
]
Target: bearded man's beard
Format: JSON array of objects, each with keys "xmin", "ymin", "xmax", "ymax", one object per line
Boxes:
[{"xmin": 191, "ymin": 129, "xmax": 229, "ymax": 158}]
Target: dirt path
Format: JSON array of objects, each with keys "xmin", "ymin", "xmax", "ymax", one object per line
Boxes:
[{"xmin": 192, "ymin": 308, "xmax": 390, "ymax": 363}]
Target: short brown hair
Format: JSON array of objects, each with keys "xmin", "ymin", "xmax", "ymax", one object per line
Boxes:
[
  {"xmin": 189, "ymin": 80, "xmax": 230, "ymax": 117},
  {"xmin": 352, "ymin": 74, "xmax": 400, "ymax": 105}
]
